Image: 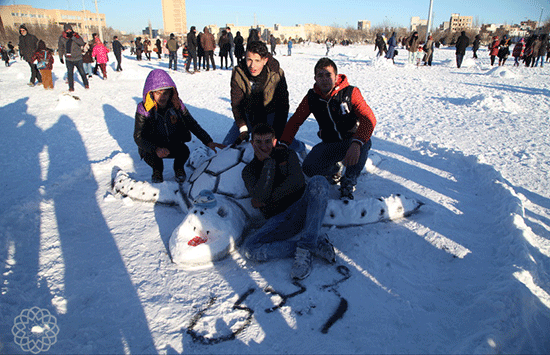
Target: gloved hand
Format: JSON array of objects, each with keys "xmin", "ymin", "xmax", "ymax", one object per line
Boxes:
[
  {"xmin": 233, "ymin": 130, "xmax": 249, "ymax": 146},
  {"xmin": 60, "ymin": 57, "xmax": 64, "ymax": 64}
]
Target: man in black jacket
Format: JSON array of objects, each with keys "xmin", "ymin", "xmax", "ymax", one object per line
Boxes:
[
  {"xmin": 185, "ymin": 26, "xmax": 199, "ymax": 73},
  {"xmin": 18, "ymin": 24, "xmax": 42, "ymax": 86},
  {"xmin": 112, "ymin": 36, "xmax": 124, "ymax": 71},
  {"xmin": 455, "ymin": 31, "xmax": 470, "ymax": 68}
]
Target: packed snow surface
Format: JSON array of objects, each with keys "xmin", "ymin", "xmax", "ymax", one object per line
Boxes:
[{"xmin": 1, "ymin": 43, "xmax": 549, "ymax": 354}]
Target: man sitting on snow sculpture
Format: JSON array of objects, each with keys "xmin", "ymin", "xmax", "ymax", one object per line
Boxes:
[
  {"xmin": 241, "ymin": 123, "xmax": 335, "ymax": 280},
  {"xmin": 279, "ymin": 57, "xmax": 377, "ymax": 200}
]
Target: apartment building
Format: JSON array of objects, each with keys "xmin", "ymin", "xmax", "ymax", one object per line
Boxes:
[{"xmin": 161, "ymin": 0, "xmax": 186, "ymax": 35}]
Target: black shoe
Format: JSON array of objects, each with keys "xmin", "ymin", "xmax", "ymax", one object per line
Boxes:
[
  {"xmin": 326, "ymin": 162, "xmax": 344, "ymax": 185},
  {"xmin": 315, "ymin": 234, "xmax": 336, "ymax": 263},
  {"xmin": 152, "ymin": 170, "xmax": 163, "ymax": 183},
  {"xmin": 339, "ymin": 184, "xmax": 355, "ymax": 200},
  {"xmin": 174, "ymin": 169, "xmax": 186, "ymax": 183}
]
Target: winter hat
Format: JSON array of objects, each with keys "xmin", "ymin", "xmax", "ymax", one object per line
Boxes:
[
  {"xmin": 170, "ymin": 33, "xmax": 175, "ymax": 39},
  {"xmin": 64, "ymin": 24, "xmax": 73, "ymax": 32},
  {"xmin": 37, "ymin": 40, "xmax": 46, "ymax": 50},
  {"xmin": 193, "ymin": 190, "xmax": 216, "ymax": 208}
]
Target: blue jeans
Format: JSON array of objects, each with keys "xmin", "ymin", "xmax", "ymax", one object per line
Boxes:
[
  {"xmin": 242, "ymin": 176, "xmax": 329, "ymax": 261},
  {"xmin": 83, "ymin": 62, "xmax": 92, "ymax": 76},
  {"xmin": 169, "ymin": 51, "xmax": 177, "ymax": 70},
  {"xmin": 456, "ymin": 54, "xmax": 465, "ymax": 68},
  {"xmin": 222, "ymin": 114, "xmax": 307, "ymax": 157},
  {"xmin": 302, "ymin": 138, "xmax": 371, "ymax": 188}
]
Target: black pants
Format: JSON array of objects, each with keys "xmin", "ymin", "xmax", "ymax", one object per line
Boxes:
[
  {"xmin": 204, "ymin": 50, "xmax": 215, "ymax": 70},
  {"xmin": 115, "ymin": 54, "xmax": 122, "ymax": 71},
  {"xmin": 186, "ymin": 52, "xmax": 197, "ymax": 71},
  {"xmin": 66, "ymin": 59, "xmax": 89, "ymax": 90},
  {"xmin": 141, "ymin": 144, "xmax": 190, "ymax": 174},
  {"xmin": 27, "ymin": 61, "xmax": 42, "ymax": 84}
]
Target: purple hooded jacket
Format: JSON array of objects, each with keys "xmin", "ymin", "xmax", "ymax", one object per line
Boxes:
[{"xmin": 134, "ymin": 69, "xmax": 213, "ymax": 156}]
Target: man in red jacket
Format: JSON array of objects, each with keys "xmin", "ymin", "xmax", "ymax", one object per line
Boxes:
[{"xmin": 280, "ymin": 57, "xmax": 376, "ymax": 200}]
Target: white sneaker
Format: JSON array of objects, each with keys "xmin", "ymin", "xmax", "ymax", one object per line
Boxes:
[{"xmin": 291, "ymin": 247, "xmax": 312, "ymax": 280}]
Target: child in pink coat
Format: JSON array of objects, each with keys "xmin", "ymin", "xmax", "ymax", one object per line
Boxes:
[{"xmin": 92, "ymin": 37, "xmax": 110, "ymax": 79}]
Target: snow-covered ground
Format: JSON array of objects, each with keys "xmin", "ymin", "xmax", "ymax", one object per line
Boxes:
[{"xmin": 1, "ymin": 43, "xmax": 549, "ymax": 354}]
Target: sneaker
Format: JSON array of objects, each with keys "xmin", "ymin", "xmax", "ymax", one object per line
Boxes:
[
  {"xmin": 152, "ymin": 170, "xmax": 163, "ymax": 183},
  {"xmin": 27, "ymin": 82, "xmax": 35, "ymax": 87},
  {"xmin": 291, "ymin": 247, "xmax": 312, "ymax": 280},
  {"xmin": 85, "ymin": 85, "xmax": 89, "ymax": 89},
  {"xmin": 68, "ymin": 88, "xmax": 75, "ymax": 92},
  {"xmin": 339, "ymin": 184, "xmax": 355, "ymax": 200},
  {"xmin": 174, "ymin": 169, "xmax": 186, "ymax": 183},
  {"xmin": 315, "ymin": 235, "xmax": 336, "ymax": 263}
]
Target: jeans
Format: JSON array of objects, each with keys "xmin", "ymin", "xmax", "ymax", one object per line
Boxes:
[
  {"xmin": 229, "ymin": 46, "xmax": 234, "ymax": 67},
  {"xmin": 186, "ymin": 52, "xmax": 197, "ymax": 71},
  {"xmin": 66, "ymin": 59, "xmax": 89, "ymax": 90},
  {"xmin": 169, "ymin": 51, "xmax": 177, "ymax": 70},
  {"xmin": 242, "ymin": 175, "xmax": 329, "ymax": 261},
  {"xmin": 141, "ymin": 143, "xmax": 190, "ymax": 174},
  {"xmin": 302, "ymin": 138, "xmax": 371, "ymax": 188},
  {"xmin": 83, "ymin": 62, "xmax": 92, "ymax": 76},
  {"xmin": 408, "ymin": 51, "xmax": 418, "ymax": 64}
]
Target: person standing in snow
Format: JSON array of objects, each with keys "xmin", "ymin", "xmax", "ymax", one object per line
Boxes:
[
  {"xmin": 201, "ymin": 27, "xmax": 216, "ymax": 71},
  {"xmin": 279, "ymin": 57, "xmax": 377, "ymax": 200},
  {"xmin": 222, "ymin": 40, "xmax": 305, "ymax": 157},
  {"xmin": 241, "ymin": 123, "xmax": 336, "ymax": 280},
  {"xmin": 422, "ymin": 35, "xmax": 434, "ymax": 66},
  {"xmin": 30, "ymin": 40, "xmax": 54, "ymax": 89},
  {"xmin": 18, "ymin": 24, "xmax": 42, "ymax": 86},
  {"xmin": 133, "ymin": 69, "xmax": 225, "ymax": 183},
  {"xmin": 287, "ymin": 38, "xmax": 293, "ymax": 56},
  {"xmin": 385, "ymin": 32, "xmax": 397, "ymax": 62},
  {"xmin": 488, "ymin": 36, "xmax": 500, "ymax": 66},
  {"xmin": 227, "ymin": 27, "xmax": 235, "ymax": 67},
  {"xmin": 155, "ymin": 38, "xmax": 162, "ymax": 59},
  {"xmin": 166, "ymin": 33, "xmax": 179, "ymax": 70},
  {"xmin": 374, "ymin": 33, "xmax": 386, "ymax": 57},
  {"xmin": 472, "ymin": 34, "xmax": 481, "ymax": 59},
  {"xmin": 218, "ymin": 30, "xmax": 231, "ymax": 69},
  {"xmin": 270, "ymin": 34, "xmax": 277, "ymax": 56},
  {"xmin": 455, "ymin": 31, "xmax": 470, "ymax": 68},
  {"xmin": 185, "ymin": 26, "xmax": 199, "ymax": 74},
  {"xmin": 535, "ymin": 34, "xmax": 547, "ymax": 67},
  {"xmin": 92, "ymin": 37, "xmax": 110, "ymax": 80},
  {"xmin": 112, "ymin": 36, "xmax": 124, "ymax": 71},
  {"xmin": 512, "ymin": 38, "xmax": 525, "ymax": 67},
  {"xmin": 406, "ymin": 32, "xmax": 420, "ymax": 64},
  {"xmin": 234, "ymin": 31, "xmax": 245, "ymax": 64},
  {"xmin": 497, "ymin": 34, "xmax": 511, "ymax": 66},
  {"xmin": 58, "ymin": 24, "xmax": 89, "ymax": 92}
]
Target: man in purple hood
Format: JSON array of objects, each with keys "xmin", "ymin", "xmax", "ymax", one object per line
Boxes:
[{"xmin": 134, "ymin": 69, "xmax": 225, "ymax": 183}]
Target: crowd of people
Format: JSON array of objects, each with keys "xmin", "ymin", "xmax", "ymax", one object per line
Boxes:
[
  {"xmin": 10, "ymin": 24, "xmax": 126, "ymax": 91},
  {"xmin": 372, "ymin": 30, "xmax": 550, "ymax": 68}
]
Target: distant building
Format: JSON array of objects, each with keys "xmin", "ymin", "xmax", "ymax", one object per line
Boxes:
[
  {"xmin": 357, "ymin": 20, "xmax": 371, "ymax": 31},
  {"xmin": 410, "ymin": 16, "xmax": 428, "ymax": 32},
  {"xmin": 0, "ymin": 4, "xmax": 106, "ymax": 36},
  {"xmin": 161, "ymin": 0, "xmax": 186, "ymax": 35},
  {"xmin": 449, "ymin": 13, "xmax": 472, "ymax": 32}
]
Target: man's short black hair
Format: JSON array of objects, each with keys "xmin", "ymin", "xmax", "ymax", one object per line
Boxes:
[
  {"xmin": 251, "ymin": 123, "xmax": 275, "ymax": 138},
  {"xmin": 314, "ymin": 57, "xmax": 338, "ymax": 75},
  {"xmin": 246, "ymin": 41, "xmax": 269, "ymax": 58}
]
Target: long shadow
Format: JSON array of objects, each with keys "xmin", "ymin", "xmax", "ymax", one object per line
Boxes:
[
  {"xmin": 464, "ymin": 82, "xmax": 550, "ymax": 97},
  {"xmin": 0, "ymin": 99, "xmax": 55, "ymax": 353},
  {"xmin": 44, "ymin": 115, "xmax": 156, "ymax": 353}
]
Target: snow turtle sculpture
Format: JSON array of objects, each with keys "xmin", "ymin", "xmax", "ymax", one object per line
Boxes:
[{"xmin": 112, "ymin": 144, "xmax": 422, "ymax": 268}]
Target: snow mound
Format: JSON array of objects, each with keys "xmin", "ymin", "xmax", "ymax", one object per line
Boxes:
[
  {"xmin": 486, "ymin": 66, "xmax": 519, "ymax": 79},
  {"xmin": 55, "ymin": 93, "xmax": 81, "ymax": 110},
  {"xmin": 370, "ymin": 56, "xmax": 395, "ymax": 69},
  {"xmin": 469, "ymin": 93, "xmax": 521, "ymax": 113}
]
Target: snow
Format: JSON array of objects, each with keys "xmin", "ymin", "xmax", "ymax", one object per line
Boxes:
[{"xmin": 1, "ymin": 43, "xmax": 549, "ymax": 354}]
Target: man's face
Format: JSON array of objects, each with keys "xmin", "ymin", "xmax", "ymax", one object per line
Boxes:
[
  {"xmin": 152, "ymin": 88, "xmax": 171, "ymax": 108},
  {"xmin": 246, "ymin": 51, "xmax": 268, "ymax": 77},
  {"xmin": 314, "ymin": 65, "xmax": 338, "ymax": 95},
  {"xmin": 20, "ymin": 28, "xmax": 27, "ymax": 36},
  {"xmin": 252, "ymin": 133, "xmax": 276, "ymax": 160}
]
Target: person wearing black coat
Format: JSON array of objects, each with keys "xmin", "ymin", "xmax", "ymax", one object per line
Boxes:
[
  {"xmin": 18, "ymin": 24, "xmax": 42, "ymax": 86},
  {"xmin": 112, "ymin": 36, "xmax": 124, "ymax": 71},
  {"xmin": 185, "ymin": 26, "xmax": 199, "ymax": 73},
  {"xmin": 234, "ymin": 31, "xmax": 245, "ymax": 65},
  {"xmin": 472, "ymin": 34, "xmax": 481, "ymax": 58},
  {"xmin": 455, "ymin": 31, "xmax": 470, "ymax": 68}
]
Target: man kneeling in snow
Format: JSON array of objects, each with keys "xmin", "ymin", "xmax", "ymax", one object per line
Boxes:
[
  {"xmin": 134, "ymin": 69, "xmax": 225, "ymax": 183},
  {"xmin": 241, "ymin": 123, "xmax": 335, "ymax": 280},
  {"xmin": 279, "ymin": 57, "xmax": 377, "ymax": 200}
]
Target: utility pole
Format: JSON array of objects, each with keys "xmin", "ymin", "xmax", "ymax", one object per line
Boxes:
[
  {"xmin": 425, "ymin": 0, "xmax": 434, "ymax": 42},
  {"xmin": 537, "ymin": 8, "xmax": 543, "ymax": 32},
  {"xmin": 82, "ymin": 0, "xmax": 90, "ymax": 40},
  {"xmin": 94, "ymin": 0, "xmax": 103, "ymax": 42}
]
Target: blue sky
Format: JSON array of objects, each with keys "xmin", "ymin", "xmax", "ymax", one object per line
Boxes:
[{"xmin": 2, "ymin": 0, "xmax": 550, "ymax": 34}]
